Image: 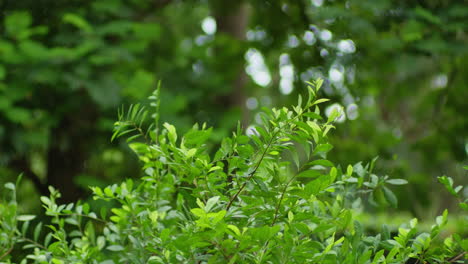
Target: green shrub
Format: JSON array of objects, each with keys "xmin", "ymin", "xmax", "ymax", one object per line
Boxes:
[{"xmin": 1, "ymin": 79, "xmax": 466, "ymax": 263}]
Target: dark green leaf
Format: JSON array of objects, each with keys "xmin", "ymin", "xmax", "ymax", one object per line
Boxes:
[{"xmin": 382, "ymin": 186, "xmax": 397, "ymax": 208}]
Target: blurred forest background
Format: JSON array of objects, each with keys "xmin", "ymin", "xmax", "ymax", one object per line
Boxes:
[{"xmin": 0, "ymin": 0, "xmax": 467, "ymax": 229}]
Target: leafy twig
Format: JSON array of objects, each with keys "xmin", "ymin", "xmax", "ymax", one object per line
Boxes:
[
  {"xmin": 226, "ymin": 134, "xmax": 276, "ymax": 211},
  {"xmin": 447, "ymin": 251, "xmax": 466, "ymax": 263},
  {"xmin": 226, "ymin": 87, "xmax": 320, "ymax": 211}
]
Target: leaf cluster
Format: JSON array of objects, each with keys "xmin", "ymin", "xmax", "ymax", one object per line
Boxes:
[{"xmin": 0, "ymin": 79, "xmax": 466, "ymax": 263}]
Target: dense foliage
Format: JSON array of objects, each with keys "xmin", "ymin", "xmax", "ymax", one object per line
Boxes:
[
  {"xmin": 1, "ymin": 0, "xmax": 467, "ymax": 218},
  {"xmin": 0, "ymin": 0, "xmax": 467, "ymax": 262},
  {"xmin": 1, "ymin": 81, "xmax": 466, "ymax": 263}
]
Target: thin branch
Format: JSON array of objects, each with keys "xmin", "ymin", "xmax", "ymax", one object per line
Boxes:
[
  {"xmin": 226, "ymin": 134, "xmax": 275, "ymax": 211},
  {"xmin": 0, "ymin": 247, "xmax": 13, "ymax": 260},
  {"xmin": 20, "ymin": 237, "xmax": 47, "ymax": 250},
  {"xmin": 271, "ymin": 172, "xmax": 298, "ymax": 226},
  {"xmin": 14, "ymin": 232, "xmax": 48, "ymax": 251},
  {"xmin": 225, "ymin": 92, "xmax": 318, "ymax": 211},
  {"xmin": 211, "ymin": 240, "xmax": 232, "ymax": 261},
  {"xmin": 271, "ymin": 153, "xmax": 317, "ymax": 226},
  {"xmin": 447, "ymin": 251, "xmax": 466, "ymax": 263}
]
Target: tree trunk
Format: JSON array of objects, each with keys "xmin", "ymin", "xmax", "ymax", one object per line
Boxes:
[
  {"xmin": 212, "ymin": 1, "xmax": 250, "ymax": 127},
  {"xmin": 46, "ymin": 92, "xmax": 98, "ymax": 203}
]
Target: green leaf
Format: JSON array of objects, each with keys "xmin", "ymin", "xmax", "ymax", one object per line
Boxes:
[
  {"xmin": 17, "ymin": 215, "xmax": 36, "ymax": 221},
  {"xmin": 149, "ymin": 211, "xmax": 159, "ymax": 224},
  {"xmin": 312, "ymin": 98, "xmax": 330, "ymax": 105},
  {"xmin": 40, "ymin": 196, "xmax": 51, "ymax": 206},
  {"xmin": 196, "ymin": 198, "xmax": 205, "ymax": 209},
  {"xmin": 323, "ymin": 124, "xmax": 335, "ymax": 137},
  {"xmin": 386, "ymin": 247, "xmax": 400, "ymax": 261},
  {"xmin": 296, "ymin": 169, "xmax": 322, "ymax": 178},
  {"xmin": 354, "ymin": 221, "xmax": 363, "ymax": 238},
  {"xmin": 436, "ymin": 209, "xmax": 448, "ymax": 227},
  {"xmin": 382, "ymin": 186, "xmax": 397, "ymax": 208},
  {"xmin": 186, "ymin": 148, "xmax": 197, "ymax": 158},
  {"xmin": 372, "ymin": 249, "xmax": 385, "ymax": 263},
  {"xmin": 91, "ymin": 187, "xmax": 103, "ymax": 197},
  {"xmin": 97, "ymin": 236, "xmax": 106, "ymax": 250},
  {"xmin": 304, "ymin": 175, "xmax": 328, "ymax": 195},
  {"xmin": 255, "ymin": 125, "xmax": 269, "ymax": 140},
  {"xmin": 205, "ymin": 196, "xmax": 220, "ymax": 212},
  {"xmin": 104, "ymin": 187, "xmax": 114, "ymax": 197},
  {"xmin": 5, "ymin": 11, "xmax": 32, "ymax": 36},
  {"xmin": 358, "ymin": 249, "xmax": 372, "ymax": 264},
  {"xmin": 253, "ymin": 177, "xmax": 269, "ymax": 192},
  {"xmin": 21, "ymin": 221, "xmax": 30, "ymax": 234},
  {"xmin": 329, "ymin": 167, "xmax": 337, "ymax": 182},
  {"xmin": 82, "ymin": 203, "xmax": 90, "ymax": 214},
  {"xmin": 63, "ymin": 13, "xmax": 93, "ymax": 33},
  {"xmin": 414, "ymin": 7, "xmax": 442, "ymax": 25},
  {"xmin": 236, "ymin": 135, "xmax": 250, "ymax": 144},
  {"xmin": 227, "ymin": 225, "xmax": 241, "ymax": 236},
  {"xmin": 251, "ymin": 225, "xmax": 281, "ymax": 242},
  {"xmin": 85, "ymin": 221, "xmax": 96, "ymax": 242},
  {"xmin": 308, "ymin": 159, "xmax": 334, "ymax": 167},
  {"xmin": 307, "ymin": 121, "xmax": 322, "ymax": 133},
  {"xmin": 51, "ymin": 258, "xmax": 64, "ymax": 264},
  {"xmin": 346, "ymin": 165, "xmax": 353, "ymax": 176},
  {"xmin": 314, "ymin": 144, "xmax": 333, "ymax": 155},
  {"xmin": 107, "ymin": 245, "xmax": 124, "ymax": 251},
  {"xmin": 208, "ymin": 166, "xmax": 222, "ymax": 172},
  {"xmin": 210, "ymin": 210, "xmax": 226, "ymax": 224},
  {"xmin": 327, "ymin": 106, "xmax": 343, "ymax": 123},
  {"xmin": 191, "ymin": 208, "xmax": 205, "ymax": 218},
  {"xmin": 316, "ymin": 79, "xmax": 324, "ymax": 90},
  {"xmin": 5, "ymin": 107, "xmax": 32, "ymax": 124},
  {"xmin": 184, "ymin": 128, "xmax": 212, "ymax": 146},
  {"xmin": 4, "ymin": 182, "xmax": 15, "ymax": 191},
  {"xmin": 459, "ymin": 202, "xmax": 468, "ymax": 211},
  {"xmin": 34, "ymin": 222, "xmax": 42, "ymax": 241},
  {"xmin": 438, "ymin": 176, "xmax": 458, "ymax": 196},
  {"xmin": 303, "ymin": 112, "xmax": 323, "ymax": 120},
  {"xmin": 163, "ymin": 122, "xmax": 177, "ymax": 144},
  {"xmin": 386, "ymin": 179, "xmax": 408, "ymax": 185}
]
